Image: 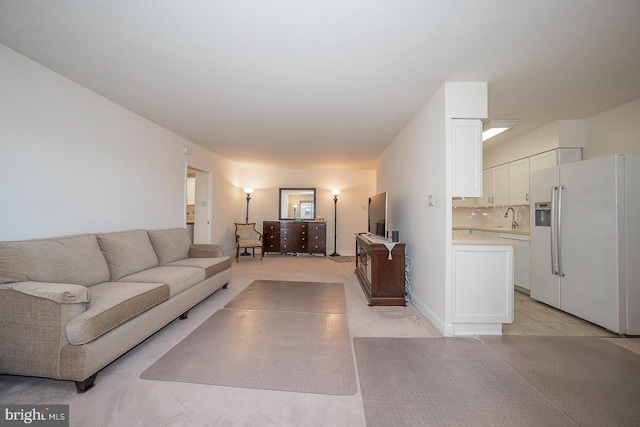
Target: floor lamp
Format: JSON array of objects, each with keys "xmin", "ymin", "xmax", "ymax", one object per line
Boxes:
[
  {"xmin": 241, "ymin": 187, "xmax": 254, "ymax": 256},
  {"xmin": 330, "ymin": 189, "xmax": 340, "ymax": 257}
]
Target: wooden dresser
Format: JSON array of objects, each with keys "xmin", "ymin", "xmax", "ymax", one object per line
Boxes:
[
  {"xmin": 355, "ymin": 233, "xmax": 406, "ymax": 306},
  {"xmin": 263, "ymin": 221, "xmax": 326, "ymax": 256}
]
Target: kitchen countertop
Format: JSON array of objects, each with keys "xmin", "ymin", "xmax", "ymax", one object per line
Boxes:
[
  {"xmin": 452, "ymin": 234, "xmax": 518, "ymax": 245},
  {"xmin": 453, "ymin": 226, "xmax": 530, "ymax": 236}
]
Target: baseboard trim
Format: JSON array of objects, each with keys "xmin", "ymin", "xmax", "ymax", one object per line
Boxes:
[{"xmin": 411, "ymin": 295, "xmax": 452, "ymax": 337}]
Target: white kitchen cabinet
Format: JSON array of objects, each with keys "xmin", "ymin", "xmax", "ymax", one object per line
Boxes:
[
  {"xmin": 499, "ymin": 233, "xmax": 531, "ymax": 291},
  {"xmin": 451, "ymin": 119, "xmax": 483, "ymax": 198},
  {"xmin": 451, "ymin": 241, "xmax": 514, "ymax": 335},
  {"xmin": 481, "ymin": 164, "xmax": 509, "ymax": 206},
  {"xmin": 529, "ymin": 148, "xmax": 582, "ymax": 172},
  {"xmin": 508, "ymin": 158, "xmax": 530, "ymax": 205}
]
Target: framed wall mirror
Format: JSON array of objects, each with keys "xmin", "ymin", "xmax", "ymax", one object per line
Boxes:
[{"xmin": 279, "ymin": 188, "xmax": 316, "ymax": 220}]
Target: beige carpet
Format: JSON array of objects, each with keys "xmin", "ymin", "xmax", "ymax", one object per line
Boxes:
[
  {"xmin": 141, "ymin": 280, "xmax": 357, "ymax": 395},
  {"xmin": 355, "ymin": 336, "xmax": 640, "ymax": 427},
  {"xmin": 224, "ymin": 279, "xmax": 347, "ymax": 313},
  {"xmin": 328, "ymin": 255, "xmax": 356, "ymax": 263}
]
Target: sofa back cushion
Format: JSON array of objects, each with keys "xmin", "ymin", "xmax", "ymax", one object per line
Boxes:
[
  {"xmin": 0, "ymin": 234, "xmax": 110, "ymax": 286},
  {"xmin": 147, "ymin": 228, "xmax": 192, "ymax": 265},
  {"xmin": 97, "ymin": 230, "xmax": 159, "ymax": 281}
]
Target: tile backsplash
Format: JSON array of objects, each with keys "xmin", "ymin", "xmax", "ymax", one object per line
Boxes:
[{"xmin": 452, "ymin": 205, "xmax": 530, "ymax": 232}]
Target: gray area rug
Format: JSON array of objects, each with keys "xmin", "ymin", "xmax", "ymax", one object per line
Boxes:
[
  {"xmin": 355, "ymin": 337, "xmax": 640, "ymax": 427},
  {"xmin": 141, "ymin": 309, "xmax": 357, "ymax": 395},
  {"xmin": 479, "ymin": 336, "xmax": 640, "ymax": 427},
  {"xmin": 224, "ymin": 279, "xmax": 347, "ymax": 314}
]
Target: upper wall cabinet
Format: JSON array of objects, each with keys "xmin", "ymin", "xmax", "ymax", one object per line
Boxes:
[
  {"xmin": 482, "ymin": 164, "xmax": 509, "ymax": 206},
  {"xmin": 451, "ymin": 119, "xmax": 483, "ymax": 198},
  {"xmin": 529, "ymin": 148, "xmax": 582, "ymax": 172},
  {"xmin": 508, "ymin": 158, "xmax": 530, "ymax": 205},
  {"xmin": 456, "ymin": 148, "xmax": 582, "ymax": 208}
]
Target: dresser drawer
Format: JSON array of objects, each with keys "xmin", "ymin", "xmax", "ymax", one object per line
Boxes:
[
  {"xmin": 309, "ymin": 242, "xmax": 326, "ymax": 254},
  {"xmin": 263, "ymin": 222, "xmax": 281, "ymax": 232},
  {"xmin": 264, "ymin": 241, "xmax": 281, "ymax": 252}
]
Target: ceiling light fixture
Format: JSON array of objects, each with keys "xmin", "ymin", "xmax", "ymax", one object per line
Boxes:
[{"xmin": 482, "ymin": 119, "xmax": 518, "ymax": 142}]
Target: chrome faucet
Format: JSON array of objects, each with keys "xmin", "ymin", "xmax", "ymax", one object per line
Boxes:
[{"xmin": 504, "ymin": 207, "xmax": 519, "ymax": 230}]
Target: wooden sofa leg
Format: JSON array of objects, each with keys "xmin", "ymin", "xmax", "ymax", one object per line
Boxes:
[
  {"xmin": 75, "ymin": 373, "xmax": 98, "ymax": 393},
  {"xmin": 222, "ymin": 283, "xmax": 228, "ymax": 289},
  {"xmin": 179, "ymin": 310, "xmax": 189, "ymax": 320}
]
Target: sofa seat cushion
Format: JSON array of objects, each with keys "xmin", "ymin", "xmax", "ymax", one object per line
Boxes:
[
  {"xmin": 0, "ymin": 234, "xmax": 110, "ymax": 286},
  {"xmin": 66, "ymin": 282, "xmax": 169, "ymax": 345},
  {"xmin": 147, "ymin": 228, "xmax": 192, "ymax": 266},
  {"xmin": 166, "ymin": 256, "xmax": 232, "ymax": 280},
  {"xmin": 97, "ymin": 230, "xmax": 159, "ymax": 281},
  {"xmin": 118, "ymin": 266, "xmax": 205, "ymax": 297}
]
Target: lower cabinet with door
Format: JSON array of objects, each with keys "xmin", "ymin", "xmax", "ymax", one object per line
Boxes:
[{"xmin": 451, "ymin": 235, "xmax": 514, "ymax": 335}]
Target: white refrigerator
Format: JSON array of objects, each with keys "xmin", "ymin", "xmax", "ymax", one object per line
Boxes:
[{"xmin": 529, "ymin": 153, "xmax": 640, "ymax": 335}]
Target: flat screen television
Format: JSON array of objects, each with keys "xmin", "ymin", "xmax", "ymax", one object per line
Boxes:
[{"xmin": 368, "ymin": 192, "xmax": 387, "ymax": 238}]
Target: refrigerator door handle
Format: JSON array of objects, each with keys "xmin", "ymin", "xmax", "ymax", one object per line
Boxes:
[
  {"xmin": 557, "ymin": 185, "xmax": 565, "ymax": 276},
  {"xmin": 550, "ymin": 186, "xmax": 559, "ymax": 275}
]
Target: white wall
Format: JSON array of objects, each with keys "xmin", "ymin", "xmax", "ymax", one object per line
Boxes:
[
  {"xmin": 240, "ymin": 168, "xmax": 375, "ymax": 255},
  {"xmin": 0, "ymin": 44, "xmax": 241, "ymax": 253},
  {"xmin": 583, "ymin": 98, "xmax": 640, "ymax": 159},
  {"xmin": 377, "ymin": 82, "xmax": 487, "ymax": 335},
  {"xmin": 483, "ymin": 120, "xmax": 585, "ymax": 168}
]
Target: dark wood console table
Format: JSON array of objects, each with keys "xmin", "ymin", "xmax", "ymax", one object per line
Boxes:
[
  {"xmin": 263, "ymin": 221, "xmax": 326, "ymax": 256},
  {"xmin": 355, "ymin": 234, "xmax": 406, "ymax": 306}
]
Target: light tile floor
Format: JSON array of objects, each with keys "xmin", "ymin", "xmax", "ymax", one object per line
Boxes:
[{"xmin": 503, "ymin": 290, "xmax": 617, "ymax": 337}]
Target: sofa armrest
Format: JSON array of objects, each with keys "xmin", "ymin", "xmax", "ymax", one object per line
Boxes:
[
  {"xmin": 3, "ymin": 281, "xmax": 90, "ymax": 303},
  {"xmin": 189, "ymin": 244, "xmax": 223, "ymax": 258},
  {"xmin": 0, "ymin": 283, "xmax": 88, "ymax": 379}
]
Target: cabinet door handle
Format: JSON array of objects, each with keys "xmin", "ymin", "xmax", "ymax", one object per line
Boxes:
[{"xmin": 526, "ymin": 193, "xmax": 529, "ymax": 201}]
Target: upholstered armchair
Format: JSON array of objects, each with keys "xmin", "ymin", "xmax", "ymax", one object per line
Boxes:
[{"xmin": 234, "ymin": 223, "xmax": 263, "ymax": 262}]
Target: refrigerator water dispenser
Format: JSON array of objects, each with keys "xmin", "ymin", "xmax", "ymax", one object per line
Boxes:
[{"xmin": 535, "ymin": 202, "xmax": 551, "ymax": 226}]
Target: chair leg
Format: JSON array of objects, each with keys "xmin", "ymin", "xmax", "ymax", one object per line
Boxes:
[
  {"xmin": 236, "ymin": 246, "xmax": 240, "ymax": 263},
  {"xmin": 252, "ymin": 247, "xmax": 255, "ymax": 258}
]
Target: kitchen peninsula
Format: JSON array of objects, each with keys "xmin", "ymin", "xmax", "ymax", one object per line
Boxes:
[{"xmin": 450, "ymin": 233, "xmax": 515, "ymax": 335}]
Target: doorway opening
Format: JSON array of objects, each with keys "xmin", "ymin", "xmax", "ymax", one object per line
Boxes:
[{"xmin": 185, "ymin": 165, "xmax": 211, "ymax": 244}]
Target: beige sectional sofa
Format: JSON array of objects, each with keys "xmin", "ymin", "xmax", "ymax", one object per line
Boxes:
[{"xmin": 0, "ymin": 228, "xmax": 232, "ymax": 392}]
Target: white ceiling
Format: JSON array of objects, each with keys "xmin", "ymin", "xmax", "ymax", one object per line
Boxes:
[{"xmin": 2, "ymin": 1, "xmax": 640, "ymax": 169}]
